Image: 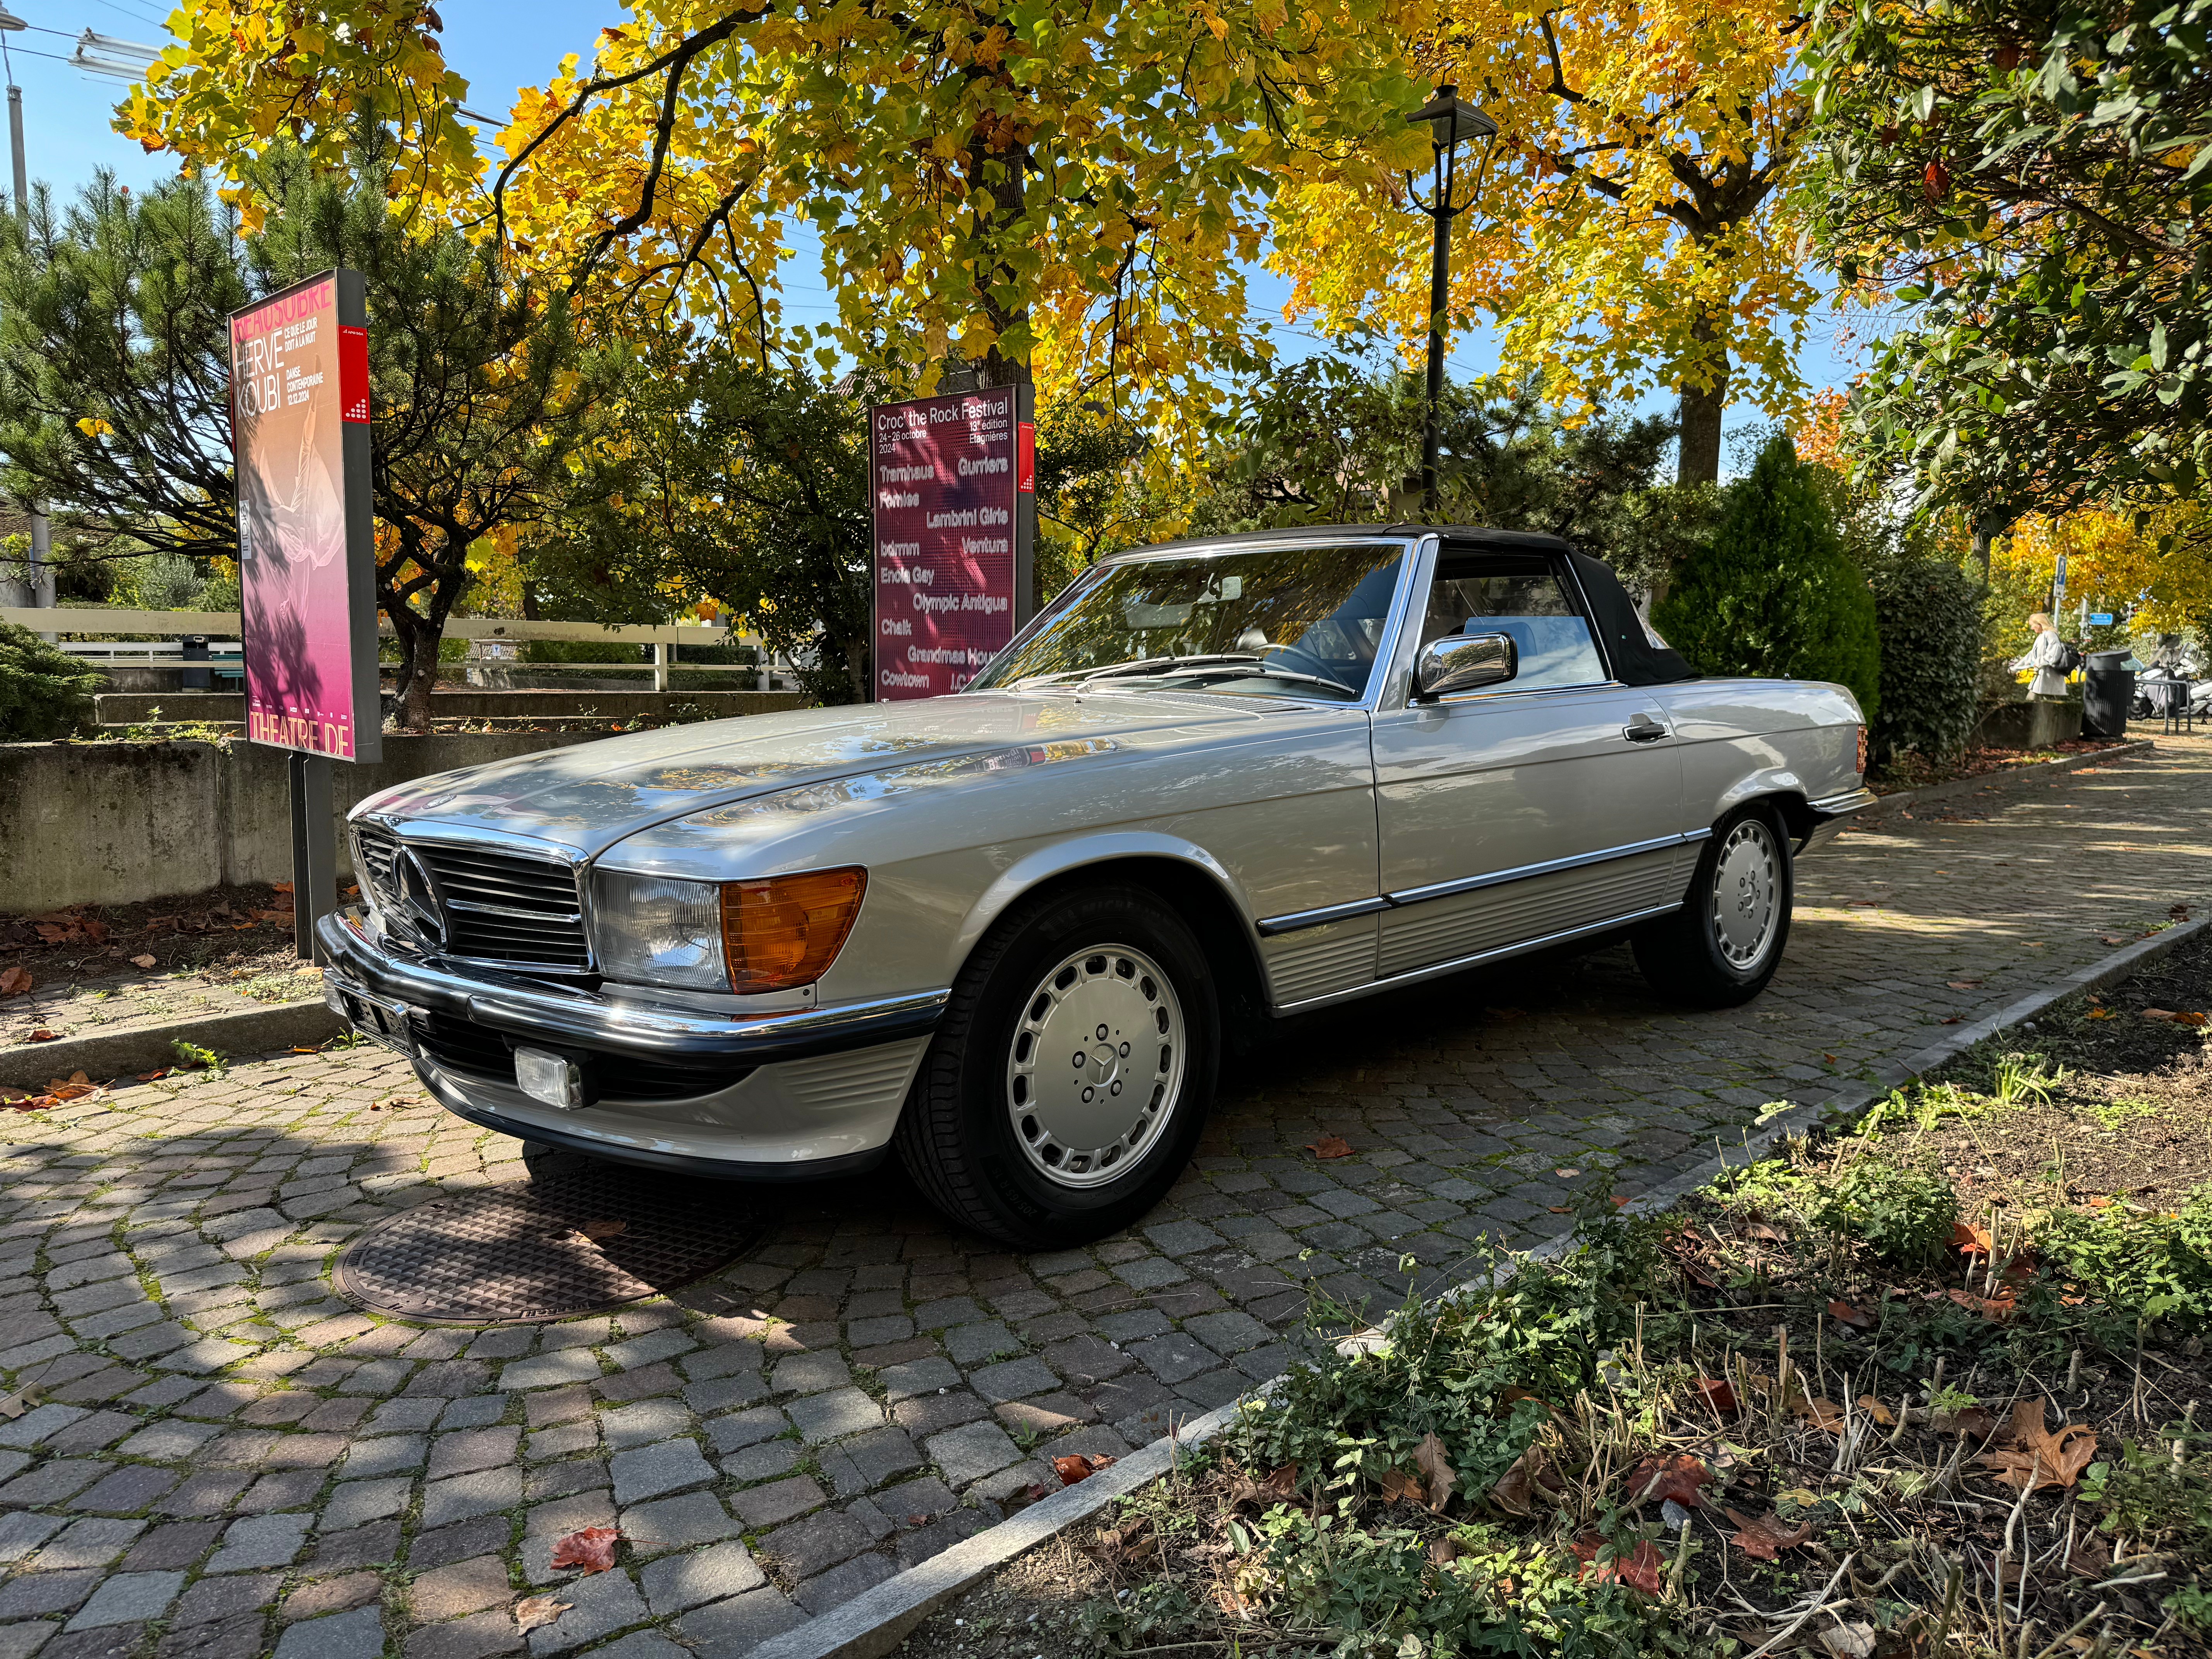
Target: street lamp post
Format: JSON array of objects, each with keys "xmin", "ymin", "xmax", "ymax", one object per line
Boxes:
[
  {"xmin": 0, "ymin": 1, "xmax": 51, "ymax": 620},
  {"xmin": 1404, "ymin": 84, "xmax": 1496, "ymax": 521}
]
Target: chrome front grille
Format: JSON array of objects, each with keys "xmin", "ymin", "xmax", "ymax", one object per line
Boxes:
[{"xmin": 354, "ymin": 827, "xmax": 592, "ymax": 970}]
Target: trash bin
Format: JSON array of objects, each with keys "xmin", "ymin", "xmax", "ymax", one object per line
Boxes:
[
  {"xmin": 180, "ymin": 634, "xmax": 211, "ymax": 691},
  {"xmin": 2081, "ymin": 648, "xmax": 2135, "ymax": 739}
]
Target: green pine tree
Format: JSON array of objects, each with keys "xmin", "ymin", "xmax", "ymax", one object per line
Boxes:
[{"xmin": 1653, "ymin": 434, "xmax": 1881, "ymax": 719}]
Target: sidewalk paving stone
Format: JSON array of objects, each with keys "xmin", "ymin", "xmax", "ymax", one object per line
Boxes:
[{"xmin": 0, "ymin": 737, "xmax": 2205, "ymax": 1656}]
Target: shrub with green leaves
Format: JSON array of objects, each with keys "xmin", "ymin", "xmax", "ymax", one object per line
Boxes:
[
  {"xmin": 2036, "ymin": 1183, "xmax": 2212, "ymax": 1332},
  {"xmin": 1812, "ymin": 1156, "xmax": 1961, "ymax": 1272},
  {"xmin": 1652, "ymin": 434, "xmax": 1881, "ymax": 720},
  {"xmin": 1870, "ymin": 557, "xmax": 1984, "ymax": 766},
  {"xmin": 0, "ymin": 620, "xmax": 101, "ymax": 741}
]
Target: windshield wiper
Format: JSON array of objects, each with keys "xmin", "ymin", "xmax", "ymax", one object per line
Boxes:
[
  {"xmin": 1014, "ymin": 653, "xmax": 1262, "ymax": 689},
  {"xmin": 1164, "ymin": 663, "xmax": 1360, "ymax": 698}
]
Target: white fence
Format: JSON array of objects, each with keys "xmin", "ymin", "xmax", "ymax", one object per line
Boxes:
[{"xmin": 0, "ymin": 607, "xmax": 797, "ymax": 693}]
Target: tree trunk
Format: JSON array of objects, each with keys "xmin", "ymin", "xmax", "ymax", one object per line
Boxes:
[
  {"xmin": 1676, "ymin": 367, "xmax": 1728, "ymax": 486},
  {"xmin": 404, "ymin": 628, "xmax": 440, "ymax": 730}
]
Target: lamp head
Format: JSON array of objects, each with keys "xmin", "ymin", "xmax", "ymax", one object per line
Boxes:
[{"xmin": 1407, "ymin": 83, "xmax": 1497, "ymax": 149}]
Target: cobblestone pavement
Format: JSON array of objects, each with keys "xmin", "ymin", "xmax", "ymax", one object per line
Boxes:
[{"xmin": 2, "ymin": 736, "xmax": 2208, "ymax": 1659}]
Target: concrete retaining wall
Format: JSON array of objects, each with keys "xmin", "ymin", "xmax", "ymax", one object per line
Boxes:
[
  {"xmin": 1, "ymin": 731, "xmax": 610, "ymax": 912},
  {"xmin": 1972, "ymin": 697, "xmax": 2083, "ymax": 749},
  {"xmin": 92, "ymin": 689, "xmax": 812, "ymax": 725}
]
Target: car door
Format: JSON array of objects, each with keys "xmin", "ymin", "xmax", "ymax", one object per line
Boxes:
[{"xmin": 1369, "ymin": 542, "xmax": 1688, "ymax": 981}]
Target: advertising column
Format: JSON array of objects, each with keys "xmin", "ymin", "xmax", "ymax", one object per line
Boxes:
[
  {"xmin": 230, "ymin": 268, "xmax": 380, "ymax": 956},
  {"xmin": 870, "ymin": 384, "xmax": 1035, "ymax": 700}
]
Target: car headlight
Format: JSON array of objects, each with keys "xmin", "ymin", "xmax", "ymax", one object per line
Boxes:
[{"xmin": 589, "ymin": 867, "xmax": 867, "ymax": 993}]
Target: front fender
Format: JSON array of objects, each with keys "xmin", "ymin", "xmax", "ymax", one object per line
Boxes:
[{"xmin": 947, "ymin": 832, "xmax": 1259, "ymax": 982}]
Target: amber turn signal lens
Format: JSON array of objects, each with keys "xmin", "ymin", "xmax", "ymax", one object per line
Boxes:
[{"xmin": 720, "ymin": 867, "xmax": 867, "ymax": 993}]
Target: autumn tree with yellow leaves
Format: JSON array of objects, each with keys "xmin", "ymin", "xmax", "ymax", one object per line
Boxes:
[
  {"xmin": 122, "ymin": 0, "xmax": 1425, "ymax": 449},
  {"xmin": 1265, "ymin": 0, "xmax": 1821, "ymax": 485}
]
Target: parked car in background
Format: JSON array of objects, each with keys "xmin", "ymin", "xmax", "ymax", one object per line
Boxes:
[{"xmin": 321, "ymin": 526, "xmax": 1873, "ymax": 1245}]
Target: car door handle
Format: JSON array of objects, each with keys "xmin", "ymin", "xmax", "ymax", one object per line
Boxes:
[{"xmin": 1622, "ymin": 715, "xmax": 1668, "ymax": 743}]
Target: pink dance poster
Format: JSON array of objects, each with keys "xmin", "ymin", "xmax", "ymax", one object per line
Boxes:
[{"xmin": 231, "ymin": 270, "xmax": 381, "ymax": 761}]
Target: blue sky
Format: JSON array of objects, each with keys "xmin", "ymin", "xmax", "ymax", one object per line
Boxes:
[{"xmin": 9, "ymin": 0, "xmax": 1862, "ymax": 450}]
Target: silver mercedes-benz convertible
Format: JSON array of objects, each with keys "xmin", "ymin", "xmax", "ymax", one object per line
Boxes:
[{"xmin": 320, "ymin": 526, "xmax": 1874, "ymax": 1245}]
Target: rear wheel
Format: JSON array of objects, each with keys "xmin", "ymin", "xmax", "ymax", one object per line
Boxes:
[
  {"xmin": 895, "ymin": 884, "xmax": 1218, "ymax": 1247},
  {"xmin": 1632, "ymin": 805, "xmax": 1793, "ymax": 1006}
]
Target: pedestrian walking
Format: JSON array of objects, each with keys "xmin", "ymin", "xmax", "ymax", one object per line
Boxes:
[{"xmin": 2015, "ymin": 612, "xmax": 2076, "ymax": 699}]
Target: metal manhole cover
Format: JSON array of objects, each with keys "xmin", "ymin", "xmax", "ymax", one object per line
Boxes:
[{"xmin": 335, "ymin": 1163, "xmax": 765, "ymax": 1324}]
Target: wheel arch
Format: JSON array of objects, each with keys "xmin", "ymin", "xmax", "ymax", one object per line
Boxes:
[
  {"xmin": 1712, "ymin": 778, "xmax": 1816, "ymax": 841},
  {"xmin": 949, "ymin": 838, "xmax": 1272, "ymax": 1039}
]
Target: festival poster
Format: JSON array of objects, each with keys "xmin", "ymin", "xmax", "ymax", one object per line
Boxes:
[
  {"xmin": 231, "ymin": 269, "xmax": 381, "ymax": 761},
  {"xmin": 870, "ymin": 386, "xmax": 1036, "ymax": 700}
]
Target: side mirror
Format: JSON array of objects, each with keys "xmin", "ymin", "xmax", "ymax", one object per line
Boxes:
[{"xmin": 1415, "ymin": 632, "xmax": 1518, "ymax": 699}]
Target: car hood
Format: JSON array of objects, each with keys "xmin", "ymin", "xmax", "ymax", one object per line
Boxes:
[{"xmin": 353, "ymin": 690, "xmax": 1298, "ymax": 859}]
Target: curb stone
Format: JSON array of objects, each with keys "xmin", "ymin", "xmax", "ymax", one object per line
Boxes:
[
  {"xmin": 725, "ymin": 914, "xmax": 2212, "ymax": 1659},
  {"xmin": 0, "ymin": 999, "xmax": 343, "ymax": 1091},
  {"xmin": 1859, "ymin": 737, "xmax": 2155, "ymax": 822}
]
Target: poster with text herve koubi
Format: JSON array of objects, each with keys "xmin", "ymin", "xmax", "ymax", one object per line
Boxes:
[
  {"xmin": 231, "ymin": 269, "xmax": 382, "ymax": 762},
  {"xmin": 870, "ymin": 387, "xmax": 1035, "ymax": 699}
]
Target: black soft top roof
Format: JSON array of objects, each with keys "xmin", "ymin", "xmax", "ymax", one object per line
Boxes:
[{"xmin": 1113, "ymin": 523, "xmax": 1694, "ymax": 687}]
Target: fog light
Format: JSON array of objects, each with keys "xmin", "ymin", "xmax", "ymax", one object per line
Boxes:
[{"xmin": 515, "ymin": 1048, "xmax": 587, "ymax": 1111}]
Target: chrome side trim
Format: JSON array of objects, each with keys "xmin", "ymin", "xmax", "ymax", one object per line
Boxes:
[
  {"xmin": 1386, "ymin": 831, "xmax": 1707, "ymax": 907},
  {"xmin": 317, "ymin": 909, "xmax": 949, "ymax": 1063},
  {"xmin": 1254, "ymin": 897, "xmax": 1392, "ymax": 937},
  {"xmin": 1273, "ymin": 902, "xmax": 1682, "ymax": 1015}
]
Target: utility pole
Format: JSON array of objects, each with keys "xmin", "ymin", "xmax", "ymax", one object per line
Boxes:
[{"xmin": 0, "ymin": 7, "xmax": 52, "ymax": 623}]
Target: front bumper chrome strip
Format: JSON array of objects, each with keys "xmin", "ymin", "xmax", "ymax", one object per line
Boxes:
[{"xmin": 316, "ymin": 909, "xmax": 949, "ymax": 1065}]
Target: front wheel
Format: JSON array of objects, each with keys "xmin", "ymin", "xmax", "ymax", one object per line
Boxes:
[
  {"xmin": 895, "ymin": 884, "xmax": 1219, "ymax": 1247},
  {"xmin": 1632, "ymin": 806, "xmax": 1793, "ymax": 1007}
]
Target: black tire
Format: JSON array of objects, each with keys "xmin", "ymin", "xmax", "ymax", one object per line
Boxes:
[
  {"xmin": 895, "ymin": 883, "xmax": 1219, "ymax": 1247},
  {"xmin": 1632, "ymin": 804, "xmax": 1794, "ymax": 1007}
]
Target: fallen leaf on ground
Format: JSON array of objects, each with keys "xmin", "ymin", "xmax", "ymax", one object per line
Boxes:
[
  {"xmin": 1377, "ymin": 1468, "xmax": 1425, "ymax": 1507},
  {"xmin": 1828, "ymin": 1299, "xmax": 1874, "ymax": 1329},
  {"xmin": 27, "ymin": 1029, "xmax": 56, "ymax": 1042},
  {"xmin": 1053, "ymin": 1453, "xmax": 1116, "ymax": 1486},
  {"xmin": 1975, "ymin": 1400, "xmax": 2099, "ymax": 1491},
  {"xmin": 1953, "ymin": 1221, "xmax": 1994, "ymax": 1254},
  {"xmin": 514, "ymin": 1597, "xmax": 570, "ymax": 1634},
  {"xmin": 1415, "ymin": 1432, "xmax": 1458, "ymax": 1512},
  {"xmin": 43, "ymin": 1073, "xmax": 96, "ymax": 1101},
  {"xmin": 1427, "ymin": 1535, "xmax": 1462, "ymax": 1568},
  {"xmin": 1623, "ymin": 1452, "xmax": 1709, "ymax": 1508},
  {"xmin": 0, "ymin": 1391, "xmax": 33, "ymax": 1418},
  {"xmin": 1723, "ymin": 1507, "xmax": 1814, "ymax": 1561},
  {"xmin": 2100, "ymin": 935, "xmax": 2130, "ymax": 946},
  {"xmin": 1818, "ymin": 1622, "xmax": 1878, "ymax": 1658},
  {"xmin": 1489, "ymin": 1444, "xmax": 1557, "ymax": 1516},
  {"xmin": 1792, "ymin": 1395, "xmax": 1848, "ymax": 1432},
  {"xmin": 135, "ymin": 1070, "xmax": 168, "ymax": 1082},
  {"xmin": 129, "ymin": 953, "xmax": 157, "ymax": 969},
  {"xmin": 1571, "ymin": 1534, "xmax": 1664, "ymax": 1594},
  {"xmin": 1228, "ymin": 1463, "xmax": 1298, "ymax": 1510},
  {"xmin": 1554, "ymin": 1167, "xmax": 1579, "ymax": 1177},
  {"xmin": 1855, "ymin": 1395, "xmax": 1896, "ymax": 1426},
  {"xmin": 1696, "ymin": 1377, "xmax": 1740, "ymax": 1416},
  {"xmin": 0, "ymin": 967, "xmax": 30, "ymax": 996},
  {"xmin": 2088, "ymin": 1008, "xmax": 2116, "ymax": 1019},
  {"xmin": 1947, "ymin": 1287, "xmax": 2018, "ymax": 1321},
  {"xmin": 2066, "ymin": 1535, "xmax": 2112, "ymax": 1580},
  {"xmin": 1305, "ymin": 1134, "xmax": 1353, "ymax": 1159},
  {"xmin": 2142, "ymin": 1008, "xmax": 2207, "ymax": 1026},
  {"xmin": 1947, "ymin": 980, "xmax": 1982, "ymax": 989},
  {"xmin": 271, "ymin": 881, "xmax": 294, "ymax": 894},
  {"xmin": 549, "ymin": 1526, "xmax": 620, "ymax": 1574},
  {"xmin": 1548, "ymin": 1205, "xmax": 1572, "ymax": 1214},
  {"xmin": 1934, "ymin": 1404, "xmax": 1997, "ymax": 1438},
  {"xmin": 1742, "ymin": 1221, "xmax": 1786, "ymax": 1242},
  {"xmin": 578, "ymin": 1219, "xmax": 627, "ymax": 1240}
]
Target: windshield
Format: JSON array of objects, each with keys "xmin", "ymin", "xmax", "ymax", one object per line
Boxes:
[{"xmin": 969, "ymin": 541, "xmax": 1407, "ymax": 701}]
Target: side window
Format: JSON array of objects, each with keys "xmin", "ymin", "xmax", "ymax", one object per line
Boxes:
[{"xmin": 1418, "ymin": 552, "xmax": 1606, "ymax": 692}]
